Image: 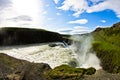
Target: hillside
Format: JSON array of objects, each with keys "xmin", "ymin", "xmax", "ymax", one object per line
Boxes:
[
  {"xmin": 61, "ymin": 22, "xmax": 120, "ymax": 73},
  {"xmin": 0, "ymin": 27, "xmax": 63, "ymax": 46},
  {"xmin": 92, "ymin": 22, "xmax": 120, "ymax": 73}
]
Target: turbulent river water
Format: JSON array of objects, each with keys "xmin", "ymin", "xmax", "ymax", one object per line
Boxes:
[
  {"xmin": 0, "ymin": 35, "xmax": 102, "ymax": 70},
  {"xmin": 0, "ymin": 43, "xmax": 77, "ymax": 68}
]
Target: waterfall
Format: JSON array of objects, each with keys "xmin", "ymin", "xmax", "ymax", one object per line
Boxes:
[
  {"xmin": 71, "ymin": 34, "xmax": 102, "ymax": 70},
  {"xmin": 0, "ymin": 43, "xmax": 75, "ymax": 69},
  {"xmin": 0, "ymin": 35, "xmax": 102, "ymax": 70}
]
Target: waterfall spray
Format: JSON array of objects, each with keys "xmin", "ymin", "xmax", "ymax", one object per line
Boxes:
[{"xmin": 71, "ymin": 34, "xmax": 102, "ymax": 70}]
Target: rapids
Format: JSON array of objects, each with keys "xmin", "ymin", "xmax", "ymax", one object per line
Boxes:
[
  {"xmin": 0, "ymin": 35, "xmax": 102, "ymax": 70},
  {"xmin": 0, "ymin": 43, "xmax": 77, "ymax": 68}
]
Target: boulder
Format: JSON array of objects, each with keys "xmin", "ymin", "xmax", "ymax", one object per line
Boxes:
[{"xmin": 0, "ymin": 53, "xmax": 51, "ymax": 80}]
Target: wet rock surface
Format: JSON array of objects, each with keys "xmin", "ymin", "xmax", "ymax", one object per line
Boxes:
[
  {"xmin": 0, "ymin": 53, "xmax": 51, "ymax": 80},
  {"xmin": 84, "ymin": 69, "xmax": 120, "ymax": 80}
]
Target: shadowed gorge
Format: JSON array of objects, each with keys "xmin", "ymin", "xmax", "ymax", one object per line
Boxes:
[{"xmin": 0, "ymin": 27, "xmax": 63, "ymax": 46}]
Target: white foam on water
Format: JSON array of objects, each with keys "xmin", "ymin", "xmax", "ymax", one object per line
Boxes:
[
  {"xmin": 0, "ymin": 35, "xmax": 102, "ymax": 70},
  {"xmin": 0, "ymin": 44, "xmax": 77, "ymax": 68}
]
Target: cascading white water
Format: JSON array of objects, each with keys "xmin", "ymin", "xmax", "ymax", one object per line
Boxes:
[
  {"xmin": 0, "ymin": 35, "xmax": 101, "ymax": 70},
  {"xmin": 0, "ymin": 43, "xmax": 76, "ymax": 68},
  {"xmin": 71, "ymin": 34, "xmax": 102, "ymax": 70}
]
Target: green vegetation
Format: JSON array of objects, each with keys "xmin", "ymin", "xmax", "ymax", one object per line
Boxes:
[
  {"xmin": 45, "ymin": 65, "xmax": 96, "ymax": 80},
  {"xmin": 92, "ymin": 22, "xmax": 120, "ymax": 73}
]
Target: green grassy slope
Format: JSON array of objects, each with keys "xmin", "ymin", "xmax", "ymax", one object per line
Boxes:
[{"xmin": 92, "ymin": 22, "xmax": 120, "ymax": 73}]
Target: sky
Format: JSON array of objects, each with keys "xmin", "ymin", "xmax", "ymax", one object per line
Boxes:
[{"xmin": 0, "ymin": 0, "xmax": 120, "ymax": 34}]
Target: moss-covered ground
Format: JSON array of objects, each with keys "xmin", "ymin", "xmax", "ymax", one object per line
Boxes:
[{"xmin": 45, "ymin": 65, "xmax": 96, "ymax": 80}]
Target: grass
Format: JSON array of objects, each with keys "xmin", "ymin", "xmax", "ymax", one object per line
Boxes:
[{"xmin": 92, "ymin": 26, "xmax": 120, "ymax": 73}]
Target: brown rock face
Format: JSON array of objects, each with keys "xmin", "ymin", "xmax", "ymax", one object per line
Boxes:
[
  {"xmin": 112, "ymin": 22, "xmax": 120, "ymax": 28},
  {"xmin": 0, "ymin": 53, "xmax": 51, "ymax": 80}
]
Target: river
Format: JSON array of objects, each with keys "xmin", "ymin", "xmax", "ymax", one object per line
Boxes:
[{"xmin": 0, "ymin": 42, "xmax": 77, "ymax": 68}]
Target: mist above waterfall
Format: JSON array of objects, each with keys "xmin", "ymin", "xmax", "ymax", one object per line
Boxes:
[{"xmin": 71, "ymin": 34, "xmax": 102, "ymax": 70}]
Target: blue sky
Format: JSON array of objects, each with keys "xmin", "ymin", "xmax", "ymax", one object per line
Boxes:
[{"xmin": 0, "ymin": 0, "xmax": 120, "ymax": 34}]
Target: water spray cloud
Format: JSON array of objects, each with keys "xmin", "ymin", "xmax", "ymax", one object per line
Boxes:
[{"xmin": 71, "ymin": 34, "xmax": 102, "ymax": 70}]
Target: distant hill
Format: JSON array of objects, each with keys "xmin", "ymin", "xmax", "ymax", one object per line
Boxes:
[
  {"xmin": 0, "ymin": 27, "xmax": 63, "ymax": 46},
  {"xmin": 92, "ymin": 22, "xmax": 120, "ymax": 73}
]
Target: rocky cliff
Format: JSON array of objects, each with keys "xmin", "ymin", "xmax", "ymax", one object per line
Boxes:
[{"xmin": 0, "ymin": 53, "xmax": 51, "ymax": 80}]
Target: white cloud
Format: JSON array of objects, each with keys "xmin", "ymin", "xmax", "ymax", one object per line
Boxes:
[
  {"xmin": 117, "ymin": 15, "xmax": 120, "ymax": 18},
  {"xmin": 7, "ymin": 15, "xmax": 32, "ymax": 22},
  {"xmin": 0, "ymin": 0, "xmax": 45, "ymax": 28},
  {"xmin": 0, "ymin": 0, "xmax": 12, "ymax": 10},
  {"xmin": 56, "ymin": 12, "xmax": 61, "ymax": 15},
  {"xmin": 87, "ymin": 0, "xmax": 120, "ymax": 18},
  {"xmin": 89, "ymin": 0, "xmax": 105, "ymax": 4},
  {"xmin": 42, "ymin": 11, "xmax": 47, "ymax": 15},
  {"xmin": 58, "ymin": 26, "xmax": 91, "ymax": 34},
  {"xmin": 86, "ymin": 1, "xmax": 109, "ymax": 13},
  {"xmin": 68, "ymin": 19, "xmax": 88, "ymax": 24},
  {"xmin": 58, "ymin": 0, "xmax": 88, "ymax": 17},
  {"xmin": 74, "ymin": 26, "xmax": 88, "ymax": 29},
  {"xmin": 71, "ymin": 26, "xmax": 90, "ymax": 34},
  {"xmin": 101, "ymin": 20, "xmax": 106, "ymax": 23},
  {"xmin": 73, "ymin": 10, "xmax": 84, "ymax": 17},
  {"xmin": 57, "ymin": 0, "xmax": 120, "ymax": 18},
  {"xmin": 54, "ymin": 0, "xmax": 60, "ymax": 4},
  {"xmin": 46, "ymin": 4, "xmax": 50, "ymax": 7},
  {"xmin": 47, "ymin": 18, "xmax": 54, "ymax": 20},
  {"xmin": 57, "ymin": 28, "xmax": 72, "ymax": 34}
]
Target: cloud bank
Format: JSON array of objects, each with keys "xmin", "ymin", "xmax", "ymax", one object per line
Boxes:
[
  {"xmin": 101, "ymin": 20, "xmax": 106, "ymax": 23},
  {"xmin": 56, "ymin": 0, "xmax": 120, "ymax": 18},
  {"xmin": 68, "ymin": 19, "xmax": 88, "ymax": 24},
  {"xmin": 0, "ymin": 0, "xmax": 12, "ymax": 10},
  {"xmin": 53, "ymin": 0, "xmax": 60, "ymax": 4},
  {"xmin": 58, "ymin": 0, "xmax": 88, "ymax": 17},
  {"xmin": 58, "ymin": 26, "xmax": 91, "ymax": 34},
  {"xmin": 0, "ymin": 0, "xmax": 45, "ymax": 28}
]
